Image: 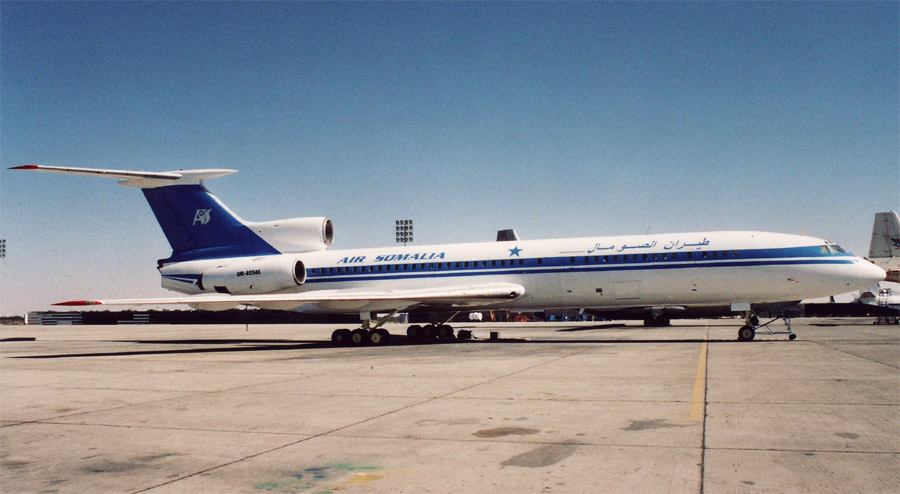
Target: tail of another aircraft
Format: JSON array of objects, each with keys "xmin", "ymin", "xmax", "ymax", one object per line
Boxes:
[
  {"xmin": 868, "ymin": 210, "xmax": 900, "ymax": 284},
  {"xmin": 869, "ymin": 211, "xmax": 900, "ymax": 258},
  {"xmin": 10, "ymin": 165, "xmax": 334, "ymax": 264}
]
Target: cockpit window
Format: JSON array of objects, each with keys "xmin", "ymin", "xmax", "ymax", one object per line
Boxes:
[{"xmin": 824, "ymin": 244, "xmax": 848, "ymax": 255}]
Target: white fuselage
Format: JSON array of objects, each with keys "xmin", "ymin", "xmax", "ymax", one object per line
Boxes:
[{"xmin": 159, "ymin": 231, "xmax": 885, "ymax": 314}]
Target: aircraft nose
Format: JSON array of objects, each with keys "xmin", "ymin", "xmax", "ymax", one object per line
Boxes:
[{"xmin": 857, "ymin": 259, "xmax": 887, "ymax": 285}]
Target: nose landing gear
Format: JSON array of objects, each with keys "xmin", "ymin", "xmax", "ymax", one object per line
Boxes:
[{"xmin": 737, "ymin": 309, "xmax": 796, "ymax": 341}]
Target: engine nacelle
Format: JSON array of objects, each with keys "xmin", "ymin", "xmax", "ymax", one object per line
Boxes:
[
  {"xmin": 198, "ymin": 256, "xmax": 306, "ymax": 295},
  {"xmin": 246, "ymin": 217, "xmax": 334, "ymax": 253}
]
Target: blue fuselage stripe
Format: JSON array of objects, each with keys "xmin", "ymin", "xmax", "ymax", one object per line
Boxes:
[{"xmin": 304, "ymin": 246, "xmax": 855, "ymax": 285}]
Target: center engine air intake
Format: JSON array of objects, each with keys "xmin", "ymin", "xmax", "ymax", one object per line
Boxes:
[{"xmin": 198, "ymin": 257, "xmax": 306, "ymax": 295}]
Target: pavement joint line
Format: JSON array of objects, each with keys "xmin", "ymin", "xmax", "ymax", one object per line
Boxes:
[
  {"xmin": 18, "ymin": 420, "xmax": 316, "ymax": 437},
  {"xmin": 706, "ymin": 446, "xmax": 900, "ymax": 455},
  {"xmin": 698, "ymin": 323, "xmax": 710, "ymax": 494},
  {"xmin": 805, "ymin": 339, "xmax": 899, "ymax": 370},
  {"xmin": 131, "ymin": 348, "xmax": 591, "ymax": 493}
]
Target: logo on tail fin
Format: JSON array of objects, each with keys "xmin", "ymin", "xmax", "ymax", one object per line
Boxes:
[{"xmin": 193, "ymin": 209, "xmax": 211, "ymax": 225}]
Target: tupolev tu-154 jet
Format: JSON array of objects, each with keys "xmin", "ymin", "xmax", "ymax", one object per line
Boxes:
[{"xmin": 12, "ymin": 165, "xmax": 886, "ymax": 344}]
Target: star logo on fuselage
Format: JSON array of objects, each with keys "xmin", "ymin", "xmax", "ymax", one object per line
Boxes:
[{"xmin": 509, "ymin": 246, "xmax": 522, "ymax": 257}]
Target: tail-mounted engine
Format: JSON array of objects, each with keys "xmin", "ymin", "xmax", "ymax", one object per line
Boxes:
[
  {"xmin": 197, "ymin": 256, "xmax": 306, "ymax": 295},
  {"xmin": 246, "ymin": 217, "xmax": 334, "ymax": 253}
]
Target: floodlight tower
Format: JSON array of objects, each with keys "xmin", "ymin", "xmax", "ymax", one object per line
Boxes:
[{"xmin": 395, "ymin": 220, "xmax": 413, "ymax": 246}]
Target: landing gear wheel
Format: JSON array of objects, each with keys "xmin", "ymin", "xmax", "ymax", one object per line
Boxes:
[
  {"xmin": 407, "ymin": 325, "xmax": 423, "ymax": 339},
  {"xmin": 437, "ymin": 324, "xmax": 455, "ymax": 339},
  {"xmin": 351, "ymin": 329, "xmax": 369, "ymax": 346},
  {"xmin": 369, "ymin": 328, "xmax": 391, "ymax": 346},
  {"xmin": 331, "ymin": 329, "xmax": 352, "ymax": 346},
  {"xmin": 738, "ymin": 325, "xmax": 756, "ymax": 342},
  {"xmin": 422, "ymin": 324, "xmax": 438, "ymax": 339},
  {"xmin": 789, "ymin": 334, "xmax": 797, "ymax": 341}
]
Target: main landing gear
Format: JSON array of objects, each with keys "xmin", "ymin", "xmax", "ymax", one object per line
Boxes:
[
  {"xmin": 331, "ymin": 311, "xmax": 396, "ymax": 347},
  {"xmin": 737, "ymin": 310, "xmax": 797, "ymax": 342},
  {"xmin": 406, "ymin": 323, "xmax": 456, "ymax": 340},
  {"xmin": 330, "ymin": 311, "xmax": 465, "ymax": 346}
]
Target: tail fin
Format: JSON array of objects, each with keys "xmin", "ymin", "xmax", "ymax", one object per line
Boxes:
[
  {"xmin": 869, "ymin": 211, "xmax": 900, "ymax": 258},
  {"xmin": 11, "ymin": 165, "xmax": 279, "ymax": 263},
  {"xmin": 142, "ymin": 184, "xmax": 279, "ymax": 262}
]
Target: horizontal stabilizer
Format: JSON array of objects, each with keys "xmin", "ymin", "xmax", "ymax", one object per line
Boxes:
[{"xmin": 10, "ymin": 165, "xmax": 236, "ymax": 188}]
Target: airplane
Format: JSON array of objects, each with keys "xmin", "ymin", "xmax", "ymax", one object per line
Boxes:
[
  {"xmin": 867, "ymin": 210, "xmax": 900, "ymax": 283},
  {"xmin": 11, "ymin": 165, "xmax": 887, "ymax": 344},
  {"xmin": 848, "ymin": 210, "xmax": 900, "ymax": 324}
]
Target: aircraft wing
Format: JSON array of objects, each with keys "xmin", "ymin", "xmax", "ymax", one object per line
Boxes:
[{"xmin": 54, "ymin": 283, "xmax": 526, "ymax": 313}]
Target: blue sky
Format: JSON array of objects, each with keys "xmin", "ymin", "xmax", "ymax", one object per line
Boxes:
[{"xmin": 1, "ymin": 1, "xmax": 898, "ymax": 316}]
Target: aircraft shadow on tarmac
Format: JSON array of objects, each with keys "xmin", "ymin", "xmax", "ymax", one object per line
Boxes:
[{"xmin": 10, "ymin": 334, "xmax": 779, "ymax": 359}]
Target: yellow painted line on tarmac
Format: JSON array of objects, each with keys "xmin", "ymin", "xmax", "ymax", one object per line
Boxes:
[{"xmin": 688, "ymin": 327, "xmax": 708, "ymax": 421}]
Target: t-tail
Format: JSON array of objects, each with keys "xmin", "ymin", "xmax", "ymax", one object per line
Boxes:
[{"xmin": 10, "ymin": 165, "xmax": 334, "ymax": 264}]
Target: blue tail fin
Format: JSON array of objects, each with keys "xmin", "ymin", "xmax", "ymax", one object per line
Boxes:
[
  {"xmin": 10, "ymin": 166, "xmax": 282, "ymax": 263},
  {"xmin": 143, "ymin": 184, "xmax": 280, "ymax": 263}
]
